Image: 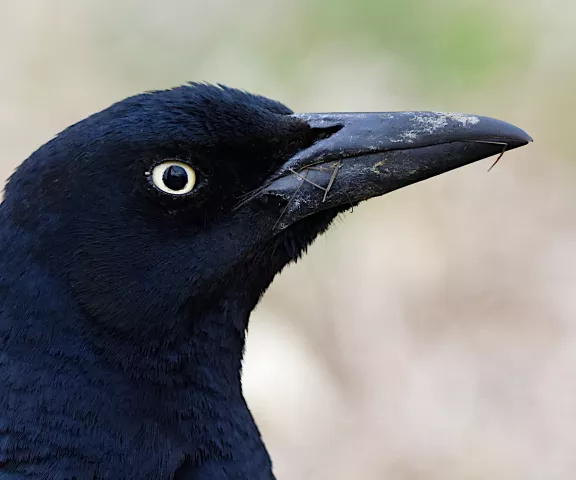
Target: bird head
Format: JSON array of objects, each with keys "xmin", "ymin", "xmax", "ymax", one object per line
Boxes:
[{"xmin": 3, "ymin": 83, "xmax": 532, "ymax": 345}]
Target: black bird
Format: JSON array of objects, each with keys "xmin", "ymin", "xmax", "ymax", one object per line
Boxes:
[{"xmin": 0, "ymin": 83, "xmax": 531, "ymax": 479}]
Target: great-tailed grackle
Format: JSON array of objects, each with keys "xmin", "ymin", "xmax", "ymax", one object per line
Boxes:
[{"xmin": 0, "ymin": 83, "xmax": 531, "ymax": 479}]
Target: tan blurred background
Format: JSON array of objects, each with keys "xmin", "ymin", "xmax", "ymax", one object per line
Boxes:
[{"xmin": 1, "ymin": 0, "xmax": 575, "ymax": 478}]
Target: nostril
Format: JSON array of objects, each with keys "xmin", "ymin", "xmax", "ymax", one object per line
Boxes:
[{"xmin": 306, "ymin": 124, "xmax": 343, "ymax": 145}]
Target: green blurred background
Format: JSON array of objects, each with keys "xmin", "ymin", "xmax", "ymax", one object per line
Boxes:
[{"xmin": 1, "ymin": 0, "xmax": 575, "ymax": 478}]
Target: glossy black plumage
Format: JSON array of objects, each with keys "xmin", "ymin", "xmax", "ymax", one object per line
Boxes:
[{"xmin": 0, "ymin": 83, "xmax": 531, "ymax": 479}]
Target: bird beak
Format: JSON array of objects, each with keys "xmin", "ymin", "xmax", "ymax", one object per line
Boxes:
[{"xmin": 263, "ymin": 111, "xmax": 533, "ymax": 231}]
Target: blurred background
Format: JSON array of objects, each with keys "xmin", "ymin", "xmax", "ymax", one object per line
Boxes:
[{"xmin": 1, "ymin": 0, "xmax": 575, "ymax": 478}]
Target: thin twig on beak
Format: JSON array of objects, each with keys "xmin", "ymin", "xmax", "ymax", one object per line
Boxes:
[
  {"xmin": 471, "ymin": 140, "xmax": 510, "ymax": 172},
  {"xmin": 322, "ymin": 161, "xmax": 342, "ymax": 203}
]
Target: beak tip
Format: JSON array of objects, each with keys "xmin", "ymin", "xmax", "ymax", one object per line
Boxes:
[
  {"xmin": 512, "ymin": 131, "xmax": 533, "ymax": 150},
  {"xmin": 475, "ymin": 116, "xmax": 533, "ymax": 149},
  {"xmin": 511, "ymin": 126, "xmax": 533, "ymax": 145}
]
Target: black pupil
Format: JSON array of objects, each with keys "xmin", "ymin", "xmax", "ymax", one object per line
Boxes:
[{"xmin": 162, "ymin": 165, "xmax": 188, "ymax": 191}]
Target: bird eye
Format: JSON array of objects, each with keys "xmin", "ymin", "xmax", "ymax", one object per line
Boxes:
[{"xmin": 151, "ymin": 161, "xmax": 196, "ymax": 195}]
